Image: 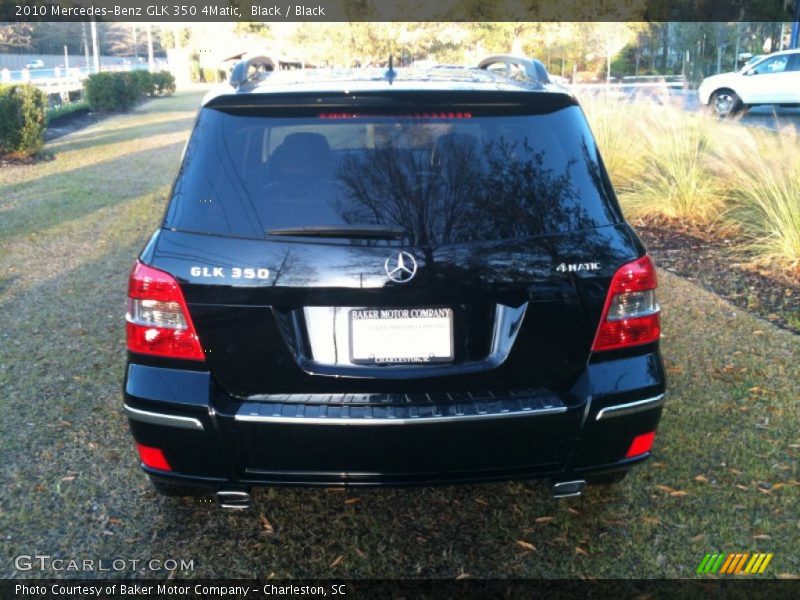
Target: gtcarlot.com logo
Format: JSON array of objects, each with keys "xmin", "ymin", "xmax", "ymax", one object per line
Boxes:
[
  {"xmin": 14, "ymin": 554, "xmax": 195, "ymax": 573},
  {"xmin": 697, "ymin": 552, "xmax": 773, "ymax": 575}
]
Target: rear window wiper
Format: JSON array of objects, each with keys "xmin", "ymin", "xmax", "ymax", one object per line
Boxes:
[{"xmin": 266, "ymin": 225, "xmax": 409, "ymax": 240}]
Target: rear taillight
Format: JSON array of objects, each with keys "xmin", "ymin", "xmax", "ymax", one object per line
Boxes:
[
  {"xmin": 126, "ymin": 261, "xmax": 205, "ymax": 361},
  {"xmin": 592, "ymin": 255, "xmax": 660, "ymax": 352}
]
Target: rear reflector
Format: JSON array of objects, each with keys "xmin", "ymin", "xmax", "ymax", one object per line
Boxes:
[
  {"xmin": 626, "ymin": 431, "xmax": 656, "ymax": 458},
  {"xmin": 592, "ymin": 255, "xmax": 660, "ymax": 352},
  {"xmin": 135, "ymin": 442, "xmax": 172, "ymax": 471},
  {"xmin": 126, "ymin": 261, "xmax": 205, "ymax": 361}
]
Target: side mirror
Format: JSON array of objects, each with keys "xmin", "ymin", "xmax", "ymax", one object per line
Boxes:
[{"xmin": 744, "ymin": 68, "xmax": 755, "ymax": 76}]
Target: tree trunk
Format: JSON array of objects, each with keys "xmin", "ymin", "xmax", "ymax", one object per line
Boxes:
[
  {"xmin": 660, "ymin": 23, "xmax": 669, "ymax": 71},
  {"xmin": 90, "ymin": 19, "xmax": 100, "ymax": 73},
  {"xmin": 81, "ymin": 22, "xmax": 90, "ymax": 67},
  {"xmin": 147, "ymin": 26, "xmax": 154, "ymax": 72}
]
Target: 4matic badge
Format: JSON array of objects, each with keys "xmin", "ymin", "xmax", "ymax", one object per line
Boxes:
[{"xmin": 556, "ymin": 262, "xmax": 601, "ymax": 273}]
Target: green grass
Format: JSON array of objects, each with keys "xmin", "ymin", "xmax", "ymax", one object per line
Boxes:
[
  {"xmin": 0, "ymin": 91, "xmax": 798, "ymax": 579},
  {"xmin": 582, "ymin": 96, "xmax": 800, "ymax": 271}
]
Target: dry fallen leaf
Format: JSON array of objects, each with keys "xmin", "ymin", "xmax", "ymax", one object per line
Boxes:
[
  {"xmin": 691, "ymin": 534, "xmax": 705, "ymax": 543},
  {"xmin": 535, "ymin": 516, "xmax": 555, "ymax": 524},
  {"xmin": 516, "ymin": 540, "xmax": 536, "ymax": 551},
  {"xmin": 669, "ymin": 490, "xmax": 689, "ymax": 497},
  {"xmin": 752, "ymin": 534, "xmax": 771, "ymax": 540},
  {"xmin": 329, "ymin": 555, "xmax": 343, "ymax": 568},
  {"xmin": 259, "ymin": 513, "xmax": 274, "ymax": 534},
  {"xmin": 567, "ymin": 508, "xmax": 581, "ymax": 515},
  {"xmin": 455, "ymin": 572, "xmax": 470, "ymax": 580},
  {"xmin": 107, "ymin": 517, "xmax": 122, "ymax": 525},
  {"xmin": 656, "ymin": 485, "xmax": 676, "ymax": 494},
  {"xmin": 575, "ymin": 546, "xmax": 589, "ymax": 556},
  {"xmin": 344, "ymin": 498, "xmax": 361, "ymax": 505},
  {"xmin": 694, "ymin": 475, "xmax": 709, "ymax": 483},
  {"xmin": 643, "ymin": 517, "xmax": 660, "ymax": 525},
  {"xmin": 355, "ymin": 547, "xmax": 366, "ymax": 558}
]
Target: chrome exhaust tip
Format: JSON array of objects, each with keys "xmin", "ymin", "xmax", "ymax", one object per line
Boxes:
[
  {"xmin": 215, "ymin": 490, "xmax": 251, "ymax": 509},
  {"xmin": 551, "ymin": 480, "xmax": 586, "ymax": 498}
]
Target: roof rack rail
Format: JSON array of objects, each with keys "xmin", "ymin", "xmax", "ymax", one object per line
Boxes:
[
  {"xmin": 229, "ymin": 55, "xmax": 275, "ymax": 89},
  {"xmin": 477, "ymin": 55, "xmax": 551, "ymax": 84}
]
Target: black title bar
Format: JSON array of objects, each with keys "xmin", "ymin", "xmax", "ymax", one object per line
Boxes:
[{"xmin": 0, "ymin": 0, "xmax": 795, "ymax": 22}]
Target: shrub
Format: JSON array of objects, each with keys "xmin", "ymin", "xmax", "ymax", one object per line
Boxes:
[
  {"xmin": 150, "ymin": 71, "xmax": 176, "ymax": 96},
  {"xmin": 721, "ymin": 130, "xmax": 800, "ymax": 269},
  {"xmin": 85, "ymin": 72, "xmax": 138, "ymax": 111},
  {"xmin": 130, "ymin": 69, "xmax": 154, "ymax": 97},
  {"xmin": 582, "ymin": 93, "xmax": 800, "ymax": 271},
  {"xmin": 202, "ymin": 67, "xmax": 224, "ymax": 83},
  {"xmin": 0, "ymin": 84, "xmax": 46, "ymax": 157},
  {"xmin": 189, "ymin": 60, "xmax": 202, "ymax": 83},
  {"xmin": 45, "ymin": 100, "xmax": 90, "ymax": 125}
]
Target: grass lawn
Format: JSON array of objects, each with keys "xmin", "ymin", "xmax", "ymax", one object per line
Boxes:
[{"xmin": 0, "ymin": 90, "xmax": 798, "ymax": 579}]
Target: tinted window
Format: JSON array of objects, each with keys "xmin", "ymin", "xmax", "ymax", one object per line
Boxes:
[{"xmin": 165, "ymin": 105, "xmax": 618, "ymax": 243}]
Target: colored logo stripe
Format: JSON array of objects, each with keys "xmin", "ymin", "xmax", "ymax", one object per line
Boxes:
[{"xmin": 697, "ymin": 553, "xmax": 773, "ymax": 575}]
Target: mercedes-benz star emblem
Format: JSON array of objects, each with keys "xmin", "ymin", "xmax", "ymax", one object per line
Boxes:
[{"xmin": 384, "ymin": 251, "xmax": 418, "ymax": 283}]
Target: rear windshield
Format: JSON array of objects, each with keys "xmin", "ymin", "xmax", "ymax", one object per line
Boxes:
[{"xmin": 165, "ymin": 105, "xmax": 619, "ymax": 243}]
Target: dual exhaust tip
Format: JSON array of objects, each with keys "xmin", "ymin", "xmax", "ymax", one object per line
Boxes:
[
  {"xmin": 214, "ymin": 481, "xmax": 586, "ymax": 509},
  {"xmin": 550, "ymin": 479, "xmax": 586, "ymax": 498},
  {"xmin": 215, "ymin": 490, "xmax": 251, "ymax": 509}
]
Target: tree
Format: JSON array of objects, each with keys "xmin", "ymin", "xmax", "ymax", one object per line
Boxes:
[{"xmin": 0, "ymin": 23, "xmax": 33, "ymax": 52}]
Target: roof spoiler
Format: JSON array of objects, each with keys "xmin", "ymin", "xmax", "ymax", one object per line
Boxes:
[
  {"xmin": 477, "ymin": 55, "xmax": 551, "ymax": 84},
  {"xmin": 229, "ymin": 55, "xmax": 275, "ymax": 89}
]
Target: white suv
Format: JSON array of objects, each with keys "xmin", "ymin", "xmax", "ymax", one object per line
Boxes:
[{"xmin": 698, "ymin": 49, "xmax": 800, "ymax": 117}]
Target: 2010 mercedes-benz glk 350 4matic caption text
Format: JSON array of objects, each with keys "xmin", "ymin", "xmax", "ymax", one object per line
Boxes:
[{"xmin": 123, "ymin": 56, "xmax": 665, "ymax": 508}]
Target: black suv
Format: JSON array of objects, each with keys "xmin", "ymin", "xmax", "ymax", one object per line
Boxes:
[{"xmin": 124, "ymin": 56, "xmax": 665, "ymax": 508}]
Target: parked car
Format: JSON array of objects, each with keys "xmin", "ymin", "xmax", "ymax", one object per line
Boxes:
[
  {"xmin": 25, "ymin": 59, "xmax": 44, "ymax": 69},
  {"xmin": 124, "ymin": 55, "xmax": 665, "ymax": 508},
  {"xmin": 698, "ymin": 49, "xmax": 800, "ymax": 117}
]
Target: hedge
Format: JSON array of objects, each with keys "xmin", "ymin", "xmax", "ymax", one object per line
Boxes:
[
  {"xmin": 0, "ymin": 84, "xmax": 46, "ymax": 157},
  {"xmin": 84, "ymin": 70, "xmax": 176, "ymax": 112},
  {"xmin": 150, "ymin": 71, "xmax": 176, "ymax": 96}
]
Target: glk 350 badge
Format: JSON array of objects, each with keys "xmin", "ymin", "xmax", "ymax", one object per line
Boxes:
[{"xmin": 190, "ymin": 266, "xmax": 270, "ymax": 280}]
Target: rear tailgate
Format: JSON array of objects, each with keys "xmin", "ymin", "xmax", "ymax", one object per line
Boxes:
[{"xmin": 151, "ymin": 225, "xmax": 640, "ymax": 397}]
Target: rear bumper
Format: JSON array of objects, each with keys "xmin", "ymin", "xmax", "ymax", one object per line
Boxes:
[{"xmin": 123, "ymin": 351, "xmax": 665, "ymax": 488}]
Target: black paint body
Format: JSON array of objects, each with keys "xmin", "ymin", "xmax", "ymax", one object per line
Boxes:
[{"xmin": 124, "ymin": 80, "xmax": 666, "ymax": 489}]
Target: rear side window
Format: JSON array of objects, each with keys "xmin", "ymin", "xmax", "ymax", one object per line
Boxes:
[{"xmin": 165, "ymin": 104, "xmax": 619, "ymax": 243}]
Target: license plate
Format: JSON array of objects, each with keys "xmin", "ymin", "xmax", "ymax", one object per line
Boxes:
[{"xmin": 349, "ymin": 307, "xmax": 454, "ymax": 365}]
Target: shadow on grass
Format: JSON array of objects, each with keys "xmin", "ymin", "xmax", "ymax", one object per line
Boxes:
[
  {"xmin": 0, "ymin": 140, "xmax": 185, "ymax": 240},
  {"xmin": 47, "ymin": 115, "xmax": 196, "ymax": 156}
]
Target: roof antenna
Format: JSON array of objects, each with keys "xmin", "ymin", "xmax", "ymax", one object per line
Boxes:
[{"xmin": 385, "ymin": 54, "xmax": 395, "ymax": 84}]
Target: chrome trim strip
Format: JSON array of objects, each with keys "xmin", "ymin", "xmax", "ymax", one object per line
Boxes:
[
  {"xmin": 235, "ymin": 405, "xmax": 567, "ymax": 426},
  {"xmin": 123, "ymin": 404, "xmax": 204, "ymax": 430},
  {"xmin": 595, "ymin": 394, "xmax": 665, "ymax": 421}
]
